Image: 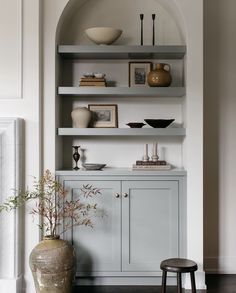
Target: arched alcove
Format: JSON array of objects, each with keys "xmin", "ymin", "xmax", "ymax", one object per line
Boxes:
[
  {"xmin": 57, "ymin": 0, "xmax": 186, "ymax": 45},
  {"xmin": 44, "ymin": 0, "xmax": 205, "ymax": 290}
]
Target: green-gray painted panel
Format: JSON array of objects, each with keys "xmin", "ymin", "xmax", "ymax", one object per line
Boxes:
[
  {"xmin": 122, "ymin": 180, "xmax": 179, "ymax": 272},
  {"xmin": 63, "ymin": 180, "xmax": 121, "ymax": 273}
]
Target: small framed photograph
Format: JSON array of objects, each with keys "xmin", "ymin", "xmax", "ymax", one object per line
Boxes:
[
  {"xmin": 88, "ymin": 104, "xmax": 118, "ymax": 128},
  {"xmin": 129, "ymin": 62, "xmax": 152, "ymax": 87}
]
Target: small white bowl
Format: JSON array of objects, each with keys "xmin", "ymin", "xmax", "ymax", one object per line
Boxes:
[
  {"xmin": 85, "ymin": 27, "xmax": 122, "ymax": 45},
  {"xmin": 94, "ymin": 73, "xmax": 106, "ymax": 78}
]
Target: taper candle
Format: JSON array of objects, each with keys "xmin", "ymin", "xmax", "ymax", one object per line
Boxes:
[
  {"xmin": 152, "ymin": 142, "xmax": 157, "ymax": 156},
  {"xmin": 151, "ymin": 142, "xmax": 159, "ymax": 161},
  {"xmin": 142, "ymin": 143, "xmax": 149, "ymax": 161}
]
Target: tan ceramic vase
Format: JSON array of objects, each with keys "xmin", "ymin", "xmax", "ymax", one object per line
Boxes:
[
  {"xmin": 71, "ymin": 107, "xmax": 92, "ymax": 128},
  {"xmin": 147, "ymin": 63, "xmax": 172, "ymax": 87},
  {"xmin": 29, "ymin": 236, "xmax": 76, "ymax": 293}
]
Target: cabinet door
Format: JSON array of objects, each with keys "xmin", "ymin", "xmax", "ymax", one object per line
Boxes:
[
  {"xmin": 122, "ymin": 180, "xmax": 179, "ymax": 272},
  {"xmin": 63, "ymin": 180, "xmax": 121, "ymax": 274}
]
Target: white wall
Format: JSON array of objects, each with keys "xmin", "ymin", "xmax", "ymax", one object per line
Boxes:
[
  {"xmin": 204, "ymin": 0, "xmax": 236, "ymax": 273},
  {"xmin": 0, "ymin": 0, "xmax": 41, "ymax": 292}
]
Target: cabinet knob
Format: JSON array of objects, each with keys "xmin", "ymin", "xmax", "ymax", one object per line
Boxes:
[
  {"xmin": 115, "ymin": 193, "xmax": 120, "ymax": 198},
  {"xmin": 123, "ymin": 193, "xmax": 128, "ymax": 198}
]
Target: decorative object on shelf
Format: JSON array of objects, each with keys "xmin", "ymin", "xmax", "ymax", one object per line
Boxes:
[
  {"xmin": 94, "ymin": 72, "xmax": 106, "ymax": 78},
  {"xmin": 151, "ymin": 142, "xmax": 159, "ymax": 161},
  {"xmin": 82, "ymin": 163, "xmax": 106, "ymax": 171},
  {"xmin": 85, "ymin": 27, "xmax": 122, "ymax": 45},
  {"xmin": 140, "ymin": 14, "xmax": 144, "ymax": 45},
  {"xmin": 142, "ymin": 143, "xmax": 150, "ymax": 161},
  {"xmin": 147, "ymin": 63, "xmax": 172, "ymax": 87},
  {"xmin": 71, "ymin": 106, "xmax": 92, "ymax": 128},
  {"xmin": 126, "ymin": 122, "xmax": 146, "ymax": 128},
  {"xmin": 129, "ymin": 62, "xmax": 152, "ymax": 87},
  {"xmin": 132, "ymin": 164, "xmax": 171, "ymax": 170},
  {"xmin": 79, "ymin": 77, "xmax": 107, "ymax": 87},
  {"xmin": 136, "ymin": 160, "xmax": 167, "ymax": 165},
  {"xmin": 0, "ymin": 170, "xmax": 101, "ymax": 293},
  {"xmin": 88, "ymin": 104, "xmax": 118, "ymax": 128},
  {"xmin": 72, "ymin": 145, "xmax": 80, "ymax": 170},
  {"xmin": 144, "ymin": 118, "xmax": 175, "ymax": 128},
  {"xmin": 152, "ymin": 14, "xmax": 156, "ymax": 45},
  {"xmin": 83, "ymin": 72, "xmax": 95, "ymax": 78}
]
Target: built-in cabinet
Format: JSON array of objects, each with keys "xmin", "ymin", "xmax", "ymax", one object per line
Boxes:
[
  {"xmin": 56, "ymin": 45, "xmax": 187, "ymax": 282},
  {"xmin": 57, "ymin": 171, "xmax": 185, "ymax": 279}
]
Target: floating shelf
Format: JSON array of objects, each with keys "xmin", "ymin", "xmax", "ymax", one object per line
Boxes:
[
  {"xmin": 57, "ymin": 128, "xmax": 186, "ymax": 136},
  {"xmin": 58, "ymin": 87, "xmax": 185, "ymax": 97},
  {"xmin": 58, "ymin": 45, "xmax": 186, "ymax": 60}
]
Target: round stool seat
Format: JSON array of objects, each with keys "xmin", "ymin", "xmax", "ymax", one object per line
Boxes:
[{"xmin": 160, "ymin": 258, "xmax": 198, "ymax": 273}]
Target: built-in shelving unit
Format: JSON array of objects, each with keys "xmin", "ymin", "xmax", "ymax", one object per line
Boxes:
[
  {"xmin": 58, "ymin": 86, "xmax": 185, "ymax": 97},
  {"xmin": 58, "ymin": 128, "xmax": 186, "ymax": 136},
  {"xmin": 57, "ymin": 44, "xmax": 186, "ymax": 169}
]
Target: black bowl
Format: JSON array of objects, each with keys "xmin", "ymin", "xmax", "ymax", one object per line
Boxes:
[
  {"xmin": 126, "ymin": 122, "xmax": 146, "ymax": 128},
  {"xmin": 144, "ymin": 119, "xmax": 175, "ymax": 128}
]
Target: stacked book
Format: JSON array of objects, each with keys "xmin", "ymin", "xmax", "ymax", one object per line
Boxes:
[
  {"xmin": 79, "ymin": 77, "xmax": 107, "ymax": 87},
  {"xmin": 132, "ymin": 160, "xmax": 171, "ymax": 170}
]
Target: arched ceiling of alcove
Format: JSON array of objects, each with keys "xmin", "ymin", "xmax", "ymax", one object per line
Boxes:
[{"xmin": 57, "ymin": 0, "xmax": 185, "ymax": 45}]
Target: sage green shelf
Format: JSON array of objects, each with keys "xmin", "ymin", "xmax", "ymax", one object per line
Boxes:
[
  {"xmin": 58, "ymin": 45, "xmax": 186, "ymax": 59},
  {"xmin": 57, "ymin": 128, "xmax": 186, "ymax": 136},
  {"xmin": 58, "ymin": 86, "xmax": 185, "ymax": 97}
]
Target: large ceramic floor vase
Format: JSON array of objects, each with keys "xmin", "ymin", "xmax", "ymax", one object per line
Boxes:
[{"xmin": 29, "ymin": 236, "xmax": 76, "ymax": 293}]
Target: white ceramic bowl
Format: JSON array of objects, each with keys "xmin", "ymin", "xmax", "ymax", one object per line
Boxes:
[
  {"xmin": 94, "ymin": 73, "xmax": 106, "ymax": 78},
  {"xmin": 85, "ymin": 27, "xmax": 122, "ymax": 45}
]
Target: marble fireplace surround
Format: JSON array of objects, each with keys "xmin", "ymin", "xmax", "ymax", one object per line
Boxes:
[{"xmin": 0, "ymin": 118, "xmax": 23, "ymax": 293}]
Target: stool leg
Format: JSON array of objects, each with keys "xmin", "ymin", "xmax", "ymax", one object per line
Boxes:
[
  {"xmin": 177, "ymin": 272, "xmax": 182, "ymax": 293},
  {"xmin": 161, "ymin": 270, "xmax": 167, "ymax": 293},
  {"xmin": 190, "ymin": 272, "xmax": 197, "ymax": 293}
]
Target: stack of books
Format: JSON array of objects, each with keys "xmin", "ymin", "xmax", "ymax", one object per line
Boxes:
[
  {"xmin": 79, "ymin": 77, "xmax": 107, "ymax": 87},
  {"xmin": 132, "ymin": 160, "xmax": 171, "ymax": 170}
]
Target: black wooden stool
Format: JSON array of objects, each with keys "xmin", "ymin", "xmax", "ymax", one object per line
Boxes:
[{"xmin": 160, "ymin": 258, "xmax": 198, "ymax": 293}]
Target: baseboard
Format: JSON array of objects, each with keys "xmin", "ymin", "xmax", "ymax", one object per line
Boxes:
[
  {"xmin": 0, "ymin": 275, "xmax": 22, "ymax": 293},
  {"xmin": 75, "ymin": 273, "xmax": 206, "ymax": 290},
  {"xmin": 204, "ymin": 257, "xmax": 236, "ymax": 274}
]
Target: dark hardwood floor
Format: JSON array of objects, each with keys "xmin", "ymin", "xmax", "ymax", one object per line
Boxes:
[{"xmin": 74, "ymin": 275, "xmax": 236, "ymax": 293}]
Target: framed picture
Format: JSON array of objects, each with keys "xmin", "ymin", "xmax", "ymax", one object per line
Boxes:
[
  {"xmin": 88, "ymin": 104, "xmax": 118, "ymax": 128},
  {"xmin": 129, "ymin": 62, "xmax": 152, "ymax": 87}
]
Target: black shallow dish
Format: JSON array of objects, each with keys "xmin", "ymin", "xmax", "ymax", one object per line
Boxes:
[
  {"xmin": 126, "ymin": 122, "xmax": 146, "ymax": 128},
  {"xmin": 144, "ymin": 119, "xmax": 175, "ymax": 128}
]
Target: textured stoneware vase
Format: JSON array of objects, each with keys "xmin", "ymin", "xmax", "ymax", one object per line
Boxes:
[
  {"xmin": 29, "ymin": 236, "xmax": 76, "ymax": 293},
  {"xmin": 71, "ymin": 107, "xmax": 92, "ymax": 128},
  {"xmin": 147, "ymin": 63, "xmax": 172, "ymax": 87}
]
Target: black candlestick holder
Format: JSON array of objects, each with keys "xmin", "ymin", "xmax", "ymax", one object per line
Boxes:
[
  {"xmin": 140, "ymin": 14, "xmax": 144, "ymax": 45},
  {"xmin": 72, "ymin": 146, "xmax": 80, "ymax": 170},
  {"xmin": 152, "ymin": 14, "xmax": 156, "ymax": 46}
]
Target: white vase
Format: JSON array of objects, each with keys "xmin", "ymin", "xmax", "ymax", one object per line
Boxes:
[{"xmin": 71, "ymin": 107, "xmax": 92, "ymax": 128}]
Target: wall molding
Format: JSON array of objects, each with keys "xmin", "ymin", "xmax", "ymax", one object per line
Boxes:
[
  {"xmin": 0, "ymin": 118, "xmax": 24, "ymax": 292},
  {"xmin": 0, "ymin": 0, "xmax": 23, "ymax": 99}
]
